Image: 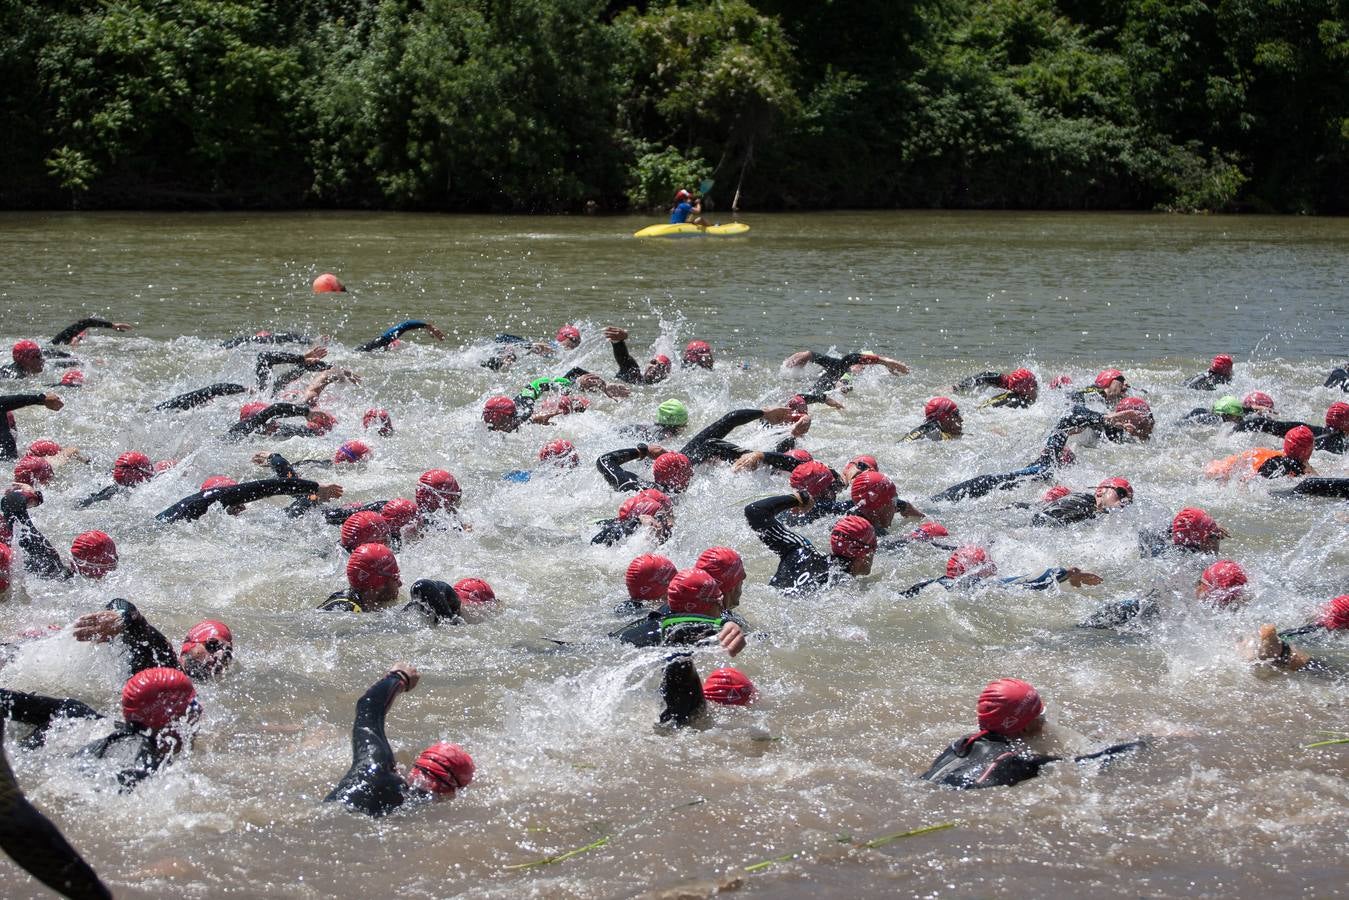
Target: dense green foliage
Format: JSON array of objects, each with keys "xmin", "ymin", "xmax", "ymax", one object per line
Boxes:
[{"xmin": 2, "ymin": 0, "xmax": 1345, "ymax": 211}]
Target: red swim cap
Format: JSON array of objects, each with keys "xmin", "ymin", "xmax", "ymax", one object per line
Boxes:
[
  {"xmin": 1171, "ymin": 507, "xmax": 1220, "ymax": 547},
  {"xmin": 909, "ymin": 521, "xmax": 949, "ymax": 540},
  {"xmin": 0, "ymin": 543, "xmax": 10, "ymax": 592},
  {"xmin": 1198, "ymin": 560, "xmax": 1247, "ymax": 607},
  {"xmin": 483, "ymin": 396, "xmax": 517, "ymax": 427},
  {"xmin": 556, "ymin": 324, "xmax": 582, "ymax": 345},
  {"xmin": 113, "ymin": 451, "xmax": 154, "ymax": 486},
  {"xmin": 379, "ymin": 498, "xmax": 418, "ymax": 530},
  {"xmin": 1097, "ymin": 476, "xmax": 1133, "ymax": 501},
  {"xmin": 182, "ymin": 619, "xmax": 232, "ymax": 655},
  {"xmin": 312, "ymin": 272, "xmax": 345, "ymax": 293},
  {"xmin": 453, "ymin": 577, "xmax": 496, "ymax": 605},
  {"xmin": 11, "ymin": 340, "xmax": 40, "ymax": 364},
  {"xmin": 409, "ymin": 742, "xmax": 474, "ymax": 795},
  {"xmin": 695, "ymin": 547, "xmax": 746, "ymax": 596},
  {"xmin": 362, "ymin": 408, "xmax": 394, "ymax": 436},
  {"xmin": 1210, "ymin": 354, "xmax": 1234, "ymax": 376},
  {"xmin": 1042, "ymin": 485, "xmax": 1072, "ymax": 503},
  {"xmin": 683, "ymin": 340, "xmax": 713, "ymax": 366},
  {"xmin": 924, "ymin": 397, "xmax": 960, "ymax": 423},
  {"xmin": 703, "ymin": 667, "xmax": 756, "ymax": 706},
  {"xmin": 70, "ymin": 531, "xmax": 118, "ymax": 578},
  {"xmin": 340, "ymin": 511, "xmax": 390, "ymax": 551},
  {"xmin": 1114, "ymin": 396, "xmax": 1151, "ymax": 415},
  {"xmin": 346, "ymin": 543, "xmax": 400, "ymax": 591},
  {"xmin": 999, "ymin": 368, "xmax": 1037, "ymax": 397},
  {"xmin": 1242, "ymin": 390, "xmax": 1275, "ymax": 411},
  {"xmin": 305, "ymin": 410, "xmax": 338, "ymax": 435},
  {"xmin": 652, "ymin": 452, "xmax": 693, "ymax": 491},
  {"xmin": 849, "ymin": 471, "xmax": 898, "ymax": 514},
  {"xmin": 60, "ymin": 370, "xmax": 84, "ymax": 387},
  {"xmin": 651, "ymin": 354, "xmax": 673, "ymax": 372},
  {"xmin": 239, "ymin": 401, "xmax": 269, "ymax": 421},
  {"xmin": 785, "ymin": 449, "xmax": 813, "ymax": 464},
  {"xmin": 121, "ymin": 668, "xmax": 196, "ymax": 730},
  {"xmin": 1049, "ymin": 375, "xmax": 1072, "ymax": 389},
  {"xmin": 947, "ymin": 546, "xmax": 995, "ymax": 579},
  {"xmin": 786, "ymin": 395, "xmax": 808, "ymax": 415},
  {"xmin": 26, "ymin": 440, "xmax": 61, "ymax": 457},
  {"xmin": 626, "ymin": 553, "xmax": 677, "ymax": 601},
  {"xmin": 1283, "ymin": 425, "xmax": 1314, "ymax": 463},
  {"xmin": 665, "ymin": 568, "xmax": 722, "ymax": 615},
  {"xmin": 333, "ymin": 440, "xmax": 372, "ymax": 464},
  {"xmin": 617, "ymin": 488, "xmax": 672, "ymax": 521},
  {"xmin": 538, "ymin": 439, "xmax": 579, "ymax": 467},
  {"xmin": 1318, "ymin": 595, "xmax": 1349, "ymax": 631},
  {"xmin": 201, "ymin": 475, "xmax": 238, "ymax": 492},
  {"xmin": 13, "ymin": 455, "xmax": 53, "ymax": 486},
  {"xmin": 830, "ymin": 515, "xmax": 877, "ymax": 559},
  {"xmin": 1094, "ymin": 368, "xmax": 1125, "ymax": 389},
  {"xmin": 846, "ymin": 454, "xmax": 879, "ymax": 473},
  {"xmin": 416, "ymin": 469, "xmax": 462, "ymax": 512},
  {"xmin": 1326, "ymin": 402, "xmax": 1349, "ymax": 431},
  {"xmin": 976, "ymin": 678, "xmax": 1044, "ymax": 736},
  {"xmin": 789, "ymin": 461, "xmax": 835, "ymax": 499}
]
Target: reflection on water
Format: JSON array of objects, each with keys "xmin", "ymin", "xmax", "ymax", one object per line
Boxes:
[{"xmin": 0, "ymin": 212, "xmax": 1345, "ymax": 899}]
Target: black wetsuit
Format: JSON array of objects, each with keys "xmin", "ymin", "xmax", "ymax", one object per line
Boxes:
[
  {"xmin": 101, "ymin": 599, "xmax": 181, "ymax": 675},
  {"xmin": 1136, "ymin": 527, "xmax": 1209, "ymax": 558},
  {"xmin": 50, "ymin": 318, "xmax": 119, "ymax": 346},
  {"xmin": 318, "ymin": 581, "xmax": 459, "ymax": 622},
  {"xmin": 156, "ymin": 477, "xmax": 324, "ymax": 523},
  {"xmin": 1233, "ymin": 417, "xmax": 1326, "ymax": 439},
  {"xmin": 611, "ymin": 607, "xmax": 746, "ymax": 649},
  {"xmin": 155, "ymin": 382, "xmax": 247, "ymax": 411},
  {"xmin": 610, "ymin": 340, "xmax": 666, "ymax": 385},
  {"xmin": 1184, "ymin": 371, "xmax": 1231, "ymax": 391},
  {"xmin": 255, "ymin": 351, "xmax": 329, "ymax": 392},
  {"xmin": 1054, "ymin": 405, "xmax": 1134, "ymax": 443},
  {"xmin": 921, "ymin": 733, "xmax": 1144, "ymax": 789},
  {"xmin": 901, "ymin": 419, "xmax": 957, "ymax": 442},
  {"xmin": 1178, "ymin": 408, "xmax": 1240, "ymax": 426},
  {"xmin": 75, "ymin": 484, "xmax": 133, "ymax": 509},
  {"xmin": 221, "ymin": 332, "xmax": 309, "ymax": 349},
  {"xmin": 800, "ymin": 352, "xmax": 865, "ymax": 393},
  {"xmin": 0, "ymin": 365, "xmax": 35, "ymax": 380},
  {"xmin": 225, "ymin": 402, "xmax": 313, "ymax": 441},
  {"xmin": 1030, "ymin": 492, "xmax": 1100, "ymax": 527},
  {"xmin": 0, "ymin": 393, "xmax": 47, "ymax": 459},
  {"xmin": 931, "ymin": 460, "xmax": 1054, "ymax": 503},
  {"xmin": 1324, "ymin": 365, "xmax": 1348, "ymax": 391},
  {"xmin": 0, "ymin": 721, "xmax": 112, "ymax": 900},
  {"xmin": 679, "ymin": 408, "xmax": 774, "ymax": 464},
  {"xmin": 0, "ymin": 689, "xmax": 174, "ymax": 790},
  {"xmin": 952, "ymin": 371, "xmax": 1032, "ymax": 408},
  {"xmin": 324, "ymin": 672, "xmax": 432, "ymax": 817},
  {"xmin": 1274, "ymin": 477, "xmax": 1349, "ymax": 499},
  {"xmin": 1253, "ymin": 454, "xmax": 1306, "ymax": 479},
  {"xmin": 656, "ymin": 655, "xmax": 708, "ymax": 726},
  {"xmin": 616, "ymin": 422, "xmax": 682, "ymax": 442},
  {"xmin": 591, "ymin": 516, "xmax": 655, "ymax": 547},
  {"xmin": 900, "ymin": 569, "xmax": 1072, "ymax": 596},
  {"xmin": 597, "ymin": 447, "xmax": 662, "ymax": 493},
  {"xmin": 745, "ymin": 494, "xmax": 849, "ymax": 594},
  {"xmin": 1, "ymin": 490, "xmax": 71, "ymax": 579},
  {"xmin": 355, "ymin": 320, "xmax": 433, "ymax": 352},
  {"xmin": 1078, "ymin": 593, "xmax": 1160, "ymax": 629}
]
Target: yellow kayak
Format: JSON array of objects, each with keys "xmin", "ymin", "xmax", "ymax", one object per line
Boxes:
[{"xmin": 633, "ymin": 222, "xmax": 750, "ymax": 238}]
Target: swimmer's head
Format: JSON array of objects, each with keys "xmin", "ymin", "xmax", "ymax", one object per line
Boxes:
[
  {"xmin": 113, "ymin": 451, "xmax": 154, "ymax": 487},
  {"xmin": 71, "ymin": 531, "xmax": 118, "ymax": 578},
  {"xmin": 408, "ymin": 742, "xmax": 474, "ymax": 797},
  {"xmin": 665, "ymin": 567, "xmax": 723, "ymax": 616},
  {"xmin": 340, "ymin": 511, "xmax": 390, "ymax": 552},
  {"xmin": 555, "ymin": 325, "xmax": 582, "ymax": 349},
  {"xmin": 909, "ymin": 521, "xmax": 949, "ymax": 541},
  {"xmin": 483, "ymin": 396, "xmax": 518, "ymax": 431},
  {"xmin": 305, "ymin": 410, "xmax": 337, "ymax": 435},
  {"xmin": 652, "ymin": 452, "xmax": 693, "ymax": 492},
  {"xmin": 785, "ymin": 448, "xmax": 814, "ymax": 464},
  {"xmin": 976, "ymin": 678, "xmax": 1044, "ymax": 737},
  {"xmin": 703, "ymin": 667, "xmax": 756, "ymax": 706},
  {"xmin": 1095, "ymin": 477, "xmax": 1133, "ymax": 508},
  {"xmin": 682, "ymin": 340, "xmax": 714, "ymax": 369},
  {"xmin": 0, "ymin": 544, "xmax": 11, "ymax": 592},
  {"xmin": 924, "ymin": 396, "xmax": 962, "ymax": 433},
  {"xmin": 1319, "ymin": 595, "xmax": 1349, "ymax": 631},
  {"xmin": 1326, "ymin": 402, "xmax": 1349, "ymax": 433},
  {"xmin": 1094, "ymin": 368, "xmax": 1126, "ymax": 392},
  {"xmin": 538, "ymin": 439, "xmax": 579, "ymax": 468},
  {"xmin": 1041, "ymin": 485, "xmax": 1072, "ymax": 503},
  {"xmin": 181, "ymin": 620, "xmax": 234, "ymax": 679},
  {"xmin": 239, "ymin": 401, "xmax": 269, "ymax": 421},
  {"xmin": 1242, "ymin": 390, "xmax": 1275, "ymax": 414},
  {"xmin": 842, "ymin": 454, "xmax": 877, "ymax": 483},
  {"xmin": 850, "ymin": 471, "xmax": 898, "ymax": 528},
  {"xmin": 999, "ymin": 368, "xmax": 1038, "ymax": 398},
  {"xmin": 416, "ymin": 469, "xmax": 461, "ymax": 512},
  {"xmin": 1282, "ymin": 425, "xmax": 1314, "ymax": 464},
  {"xmin": 13, "ymin": 455, "xmax": 53, "ymax": 486},
  {"xmin": 1212, "ymin": 395, "xmax": 1244, "ymax": 419},
  {"xmin": 333, "ymin": 440, "xmax": 372, "ymax": 465},
  {"xmin": 379, "ymin": 498, "xmax": 418, "ymax": 531},
  {"xmin": 61, "ymin": 370, "xmax": 84, "ymax": 387},
  {"xmin": 26, "ymin": 439, "xmax": 61, "ymax": 457},
  {"xmin": 346, "ymin": 543, "xmax": 401, "ymax": 603},
  {"xmin": 362, "ymin": 408, "xmax": 394, "ymax": 436},
  {"xmin": 830, "ymin": 515, "xmax": 877, "ymax": 575},
  {"xmin": 655, "ymin": 399, "xmax": 688, "ymax": 427},
  {"xmin": 312, "ymin": 273, "xmax": 345, "ymax": 294},
  {"xmin": 1209, "ymin": 354, "xmax": 1234, "ymax": 376},
  {"xmin": 1197, "ymin": 559, "xmax": 1248, "ymax": 608},
  {"xmin": 789, "ymin": 461, "xmax": 836, "ymax": 500},
  {"xmin": 11, "ymin": 340, "xmax": 42, "ymax": 373},
  {"xmin": 626, "ymin": 554, "xmax": 677, "ymax": 602},
  {"xmin": 946, "ymin": 545, "xmax": 995, "ymax": 580},
  {"xmin": 645, "ymin": 354, "xmax": 672, "ymax": 382},
  {"xmin": 452, "ymin": 577, "xmax": 496, "ymax": 607},
  {"xmin": 695, "ymin": 547, "xmax": 746, "ymax": 607},
  {"xmin": 122, "ymin": 667, "xmax": 198, "ymax": 731},
  {"xmin": 1171, "ymin": 507, "xmax": 1225, "ymax": 552}
]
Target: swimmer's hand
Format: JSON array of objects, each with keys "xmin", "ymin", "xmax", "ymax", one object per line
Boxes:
[
  {"xmin": 643, "ymin": 444, "xmax": 667, "ymax": 458},
  {"xmin": 603, "ymin": 326, "xmax": 628, "ymax": 343},
  {"xmin": 316, "ymin": 484, "xmax": 344, "ymax": 501},
  {"xmin": 303, "ymin": 346, "xmax": 328, "ymax": 363},
  {"xmin": 426, "ymin": 323, "xmax": 446, "ymax": 341},
  {"xmin": 718, "ymin": 622, "xmax": 746, "ymax": 657},
  {"xmin": 73, "ymin": 610, "xmax": 124, "ymax": 643},
  {"xmin": 251, "ymin": 452, "xmax": 271, "ymax": 467},
  {"xmin": 732, "ymin": 451, "xmax": 764, "ymax": 473},
  {"xmin": 782, "ymin": 350, "xmax": 813, "ymax": 369},
  {"xmin": 1240, "ymin": 624, "xmax": 1311, "ymax": 671},
  {"xmin": 42, "ymin": 393, "xmax": 63, "ymax": 411},
  {"xmin": 54, "ymin": 446, "xmax": 88, "ymax": 464},
  {"xmin": 790, "ymin": 413, "xmax": 812, "ymax": 437},
  {"xmin": 112, "ymin": 322, "xmax": 133, "ymax": 331},
  {"xmin": 389, "ymin": 662, "xmax": 420, "ymax": 691},
  {"xmin": 822, "ymin": 395, "xmax": 845, "ymax": 411},
  {"xmin": 1066, "ymin": 568, "xmax": 1103, "ymax": 588},
  {"xmin": 528, "ymin": 342, "xmax": 553, "ymax": 356},
  {"xmin": 791, "ymin": 490, "xmax": 814, "ymax": 514},
  {"xmin": 760, "ymin": 406, "xmax": 795, "ymax": 425},
  {"xmin": 897, "ymin": 499, "xmax": 925, "ymax": 519}
]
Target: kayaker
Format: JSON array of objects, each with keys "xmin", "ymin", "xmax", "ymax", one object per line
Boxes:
[{"xmin": 670, "ymin": 189, "xmax": 705, "ymax": 226}]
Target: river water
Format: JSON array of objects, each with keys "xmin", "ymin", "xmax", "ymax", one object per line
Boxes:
[{"xmin": 0, "ymin": 211, "xmax": 1345, "ymax": 898}]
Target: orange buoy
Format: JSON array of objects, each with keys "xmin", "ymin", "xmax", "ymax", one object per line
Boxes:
[{"xmin": 313, "ymin": 272, "xmax": 346, "ymax": 294}]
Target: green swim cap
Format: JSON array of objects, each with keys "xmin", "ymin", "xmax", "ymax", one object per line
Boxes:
[
  {"xmin": 1212, "ymin": 395, "xmax": 1243, "ymax": 417},
  {"xmin": 656, "ymin": 399, "xmax": 689, "ymax": 426}
]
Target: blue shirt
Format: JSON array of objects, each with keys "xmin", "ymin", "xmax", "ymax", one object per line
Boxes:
[{"xmin": 670, "ymin": 202, "xmax": 693, "ymax": 224}]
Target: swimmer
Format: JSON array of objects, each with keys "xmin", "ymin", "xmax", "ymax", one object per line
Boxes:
[
  {"xmin": 155, "ymin": 382, "xmax": 247, "ymax": 411},
  {"xmin": 929, "ymin": 442, "xmax": 1075, "ymax": 503},
  {"xmin": 782, "ymin": 348, "xmax": 910, "ymax": 392},
  {"xmin": 921, "ymin": 679, "xmax": 1143, "ymax": 789},
  {"xmin": 1205, "ymin": 425, "xmax": 1316, "ymax": 480},
  {"xmin": 654, "ymin": 655, "xmax": 757, "ymax": 728},
  {"xmin": 1069, "ymin": 368, "xmax": 1131, "ymax": 406},
  {"xmin": 354, "ymin": 320, "xmax": 446, "ymax": 352},
  {"xmin": 254, "ymin": 347, "xmax": 329, "ymax": 392},
  {"xmin": 1030, "ymin": 477, "xmax": 1133, "ymax": 526},
  {"xmin": 1, "ymin": 488, "xmax": 71, "ymax": 579},
  {"xmin": 682, "ymin": 340, "xmax": 715, "ymax": 370},
  {"xmin": 951, "ymin": 367, "xmax": 1038, "ymax": 407},
  {"xmin": 900, "ymin": 546, "xmax": 1101, "ymax": 596},
  {"xmin": 155, "ymin": 476, "xmax": 342, "ymax": 523},
  {"xmin": 1138, "ymin": 506, "xmax": 1228, "ymax": 557},
  {"xmin": 745, "ymin": 491, "xmax": 876, "ymax": 594},
  {"xmin": 602, "ymin": 327, "xmax": 672, "ymax": 385},
  {"xmin": 597, "ymin": 445, "xmax": 693, "ymax": 494},
  {"xmin": 617, "ymin": 554, "xmax": 678, "ymax": 615},
  {"xmin": 75, "ymin": 451, "xmax": 156, "ymax": 508},
  {"xmin": 1236, "ymin": 402, "xmax": 1348, "ymax": 455},
  {"xmin": 611, "ymin": 568, "xmax": 747, "ymax": 657},
  {"xmin": 902, "ymin": 397, "xmax": 962, "ymax": 442},
  {"xmin": 591, "ymin": 489, "xmax": 675, "ymax": 546},
  {"xmin": 72, "ymin": 600, "xmax": 234, "ymax": 680},
  {"xmin": 618, "ymin": 399, "xmax": 691, "ymax": 442},
  {"xmin": 324, "ymin": 663, "xmax": 473, "ymax": 817},
  {"xmin": 0, "ymin": 393, "xmax": 62, "ymax": 460},
  {"xmin": 49, "ymin": 317, "xmax": 133, "ymax": 347},
  {"xmin": 1184, "ymin": 354, "xmax": 1234, "ymax": 391}
]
